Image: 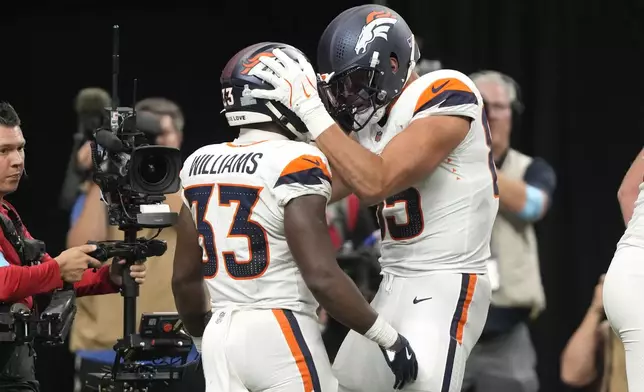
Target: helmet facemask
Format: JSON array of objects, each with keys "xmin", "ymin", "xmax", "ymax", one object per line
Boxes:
[{"xmin": 318, "ymin": 67, "xmax": 389, "ymax": 133}]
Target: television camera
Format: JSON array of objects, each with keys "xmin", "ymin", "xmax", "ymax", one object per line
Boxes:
[
  {"xmin": 84, "ymin": 25, "xmax": 191, "ymax": 391},
  {"xmin": 0, "ymin": 291, "xmax": 78, "ymax": 346}
]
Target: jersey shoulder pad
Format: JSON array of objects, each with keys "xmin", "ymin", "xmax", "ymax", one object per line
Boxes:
[
  {"xmin": 269, "ymin": 142, "xmax": 332, "ymax": 207},
  {"xmin": 407, "ymin": 69, "xmax": 481, "ymax": 121}
]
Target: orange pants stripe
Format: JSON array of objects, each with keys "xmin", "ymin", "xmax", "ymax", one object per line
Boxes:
[
  {"xmin": 273, "ymin": 309, "xmax": 322, "ymax": 391},
  {"xmin": 442, "ymin": 273, "xmax": 478, "ymax": 391}
]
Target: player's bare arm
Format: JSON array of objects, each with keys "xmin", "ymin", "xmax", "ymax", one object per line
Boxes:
[
  {"xmin": 285, "ymin": 191, "xmax": 418, "ymax": 387},
  {"xmin": 284, "ymin": 194, "xmax": 380, "ymax": 333},
  {"xmin": 329, "ymin": 172, "xmax": 352, "ymax": 203},
  {"xmin": 327, "ymin": 130, "xmax": 360, "ymax": 203},
  {"xmin": 617, "ymin": 147, "xmax": 644, "ymax": 224},
  {"xmin": 248, "ymin": 48, "xmax": 469, "ymax": 206},
  {"xmin": 316, "ymin": 114, "xmax": 470, "ymax": 205},
  {"xmin": 285, "ymin": 193, "xmax": 416, "ymax": 362},
  {"xmin": 172, "ymin": 204, "xmax": 211, "ymax": 337}
]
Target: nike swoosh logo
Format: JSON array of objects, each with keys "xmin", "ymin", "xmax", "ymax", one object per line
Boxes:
[
  {"xmin": 302, "ymin": 82, "xmax": 311, "ymax": 98},
  {"xmin": 412, "ymin": 296, "xmax": 432, "ymax": 304},
  {"xmin": 302, "ymin": 158, "xmax": 321, "ymax": 166},
  {"xmin": 431, "ymin": 80, "xmax": 449, "ymax": 94},
  {"xmin": 405, "ymin": 348, "xmax": 412, "ymax": 360}
]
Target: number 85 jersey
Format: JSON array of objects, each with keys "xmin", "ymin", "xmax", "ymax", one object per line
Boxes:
[
  {"xmin": 179, "ymin": 131, "xmax": 332, "ymax": 316},
  {"xmin": 355, "ymin": 69, "xmax": 500, "ymax": 276}
]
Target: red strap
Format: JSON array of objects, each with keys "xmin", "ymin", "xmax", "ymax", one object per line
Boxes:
[
  {"xmin": 346, "ymin": 195, "xmax": 360, "ymax": 232},
  {"xmin": 328, "ymin": 224, "xmax": 342, "ymax": 251}
]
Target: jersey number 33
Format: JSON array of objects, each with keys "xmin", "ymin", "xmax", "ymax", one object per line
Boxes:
[{"xmin": 184, "ymin": 184, "xmax": 269, "ymax": 280}]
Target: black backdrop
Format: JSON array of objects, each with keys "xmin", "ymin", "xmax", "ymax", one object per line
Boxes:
[{"xmin": 2, "ymin": 1, "xmax": 643, "ymax": 391}]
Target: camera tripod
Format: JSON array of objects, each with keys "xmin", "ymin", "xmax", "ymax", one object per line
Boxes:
[{"xmin": 87, "ymin": 225, "xmax": 192, "ymax": 392}]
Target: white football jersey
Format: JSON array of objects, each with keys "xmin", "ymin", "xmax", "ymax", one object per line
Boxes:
[
  {"xmin": 179, "ymin": 129, "xmax": 332, "ymax": 315},
  {"xmin": 617, "ymin": 182, "xmax": 644, "ymax": 250},
  {"xmin": 354, "ymin": 69, "xmax": 499, "ymax": 276}
]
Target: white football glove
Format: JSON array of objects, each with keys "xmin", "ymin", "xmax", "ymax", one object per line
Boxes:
[{"xmin": 248, "ymin": 48, "xmax": 335, "ymax": 139}]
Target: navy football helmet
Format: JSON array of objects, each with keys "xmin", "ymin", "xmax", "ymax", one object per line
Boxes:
[
  {"xmin": 220, "ymin": 42, "xmax": 310, "ymax": 141},
  {"xmin": 317, "ymin": 5, "xmax": 421, "ymax": 132}
]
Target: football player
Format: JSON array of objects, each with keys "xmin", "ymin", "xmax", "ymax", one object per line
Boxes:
[
  {"xmin": 248, "ymin": 5, "xmax": 498, "ymax": 392},
  {"xmin": 603, "ymin": 147, "xmax": 644, "ymax": 391},
  {"xmin": 171, "ymin": 42, "xmax": 418, "ymax": 392}
]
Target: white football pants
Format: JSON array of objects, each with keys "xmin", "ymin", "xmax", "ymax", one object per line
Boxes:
[
  {"xmin": 201, "ymin": 307, "xmax": 337, "ymax": 392},
  {"xmin": 603, "ymin": 245, "xmax": 644, "ymax": 392},
  {"xmin": 333, "ymin": 272, "xmax": 491, "ymax": 392}
]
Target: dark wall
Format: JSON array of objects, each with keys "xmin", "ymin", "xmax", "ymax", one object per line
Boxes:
[{"xmin": 2, "ymin": 1, "xmax": 643, "ymax": 391}]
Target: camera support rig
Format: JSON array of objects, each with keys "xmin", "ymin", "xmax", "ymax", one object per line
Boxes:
[
  {"xmin": 85, "ymin": 25, "xmax": 189, "ymax": 392},
  {"xmin": 88, "ymin": 236, "xmax": 193, "ymax": 391}
]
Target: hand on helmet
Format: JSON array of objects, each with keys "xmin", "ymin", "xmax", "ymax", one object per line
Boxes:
[{"xmin": 249, "ymin": 48, "xmax": 335, "ymax": 139}]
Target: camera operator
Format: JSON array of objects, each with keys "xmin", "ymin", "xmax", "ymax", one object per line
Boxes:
[
  {"xmin": 0, "ymin": 102, "xmax": 147, "ymax": 392},
  {"xmin": 66, "ymin": 98, "xmax": 203, "ymax": 392}
]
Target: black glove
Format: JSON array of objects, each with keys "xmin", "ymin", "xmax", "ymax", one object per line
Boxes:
[{"xmin": 380, "ymin": 334, "xmax": 419, "ymax": 390}]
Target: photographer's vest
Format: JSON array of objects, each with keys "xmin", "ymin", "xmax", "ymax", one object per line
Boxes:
[
  {"xmin": 69, "ymin": 193, "xmax": 183, "ymax": 351},
  {"xmin": 0, "ymin": 202, "xmax": 29, "ymax": 332},
  {"xmin": 491, "ymin": 149, "xmax": 546, "ymax": 316},
  {"xmin": 0, "ymin": 203, "xmax": 28, "ymax": 269}
]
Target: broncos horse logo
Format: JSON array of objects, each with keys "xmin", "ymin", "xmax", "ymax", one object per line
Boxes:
[
  {"xmin": 240, "ymin": 51, "xmax": 275, "ymax": 75},
  {"xmin": 354, "ymin": 11, "xmax": 398, "ymax": 55}
]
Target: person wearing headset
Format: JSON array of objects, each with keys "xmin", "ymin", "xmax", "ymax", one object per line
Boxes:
[{"xmin": 461, "ymin": 71, "xmax": 557, "ymax": 392}]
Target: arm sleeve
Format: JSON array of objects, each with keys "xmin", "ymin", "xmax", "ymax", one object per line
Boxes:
[
  {"xmin": 24, "ymin": 227, "xmax": 119, "ymax": 297},
  {"xmin": 38, "ymin": 252, "xmax": 118, "ymax": 296},
  {"xmin": 0, "ymin": 254, "xmax": 62, "ymax": 303},
  {"xmin": 73, "ymin": 264, "xmax": 120, "ymax": 297},
  {"xmin": 272, "ymin": 153, "xmax": 333, "ymax": 207},
  {"xmin": 411, "ymin": 75, "xmax": 479, "ymax": 123},
  {"xmin": 0, "ymin": 211, "xmax": 66, "ymax": 302},
  {"xmin": 523, "ymin": 157, "xmax": 557, "ymax": 199}
]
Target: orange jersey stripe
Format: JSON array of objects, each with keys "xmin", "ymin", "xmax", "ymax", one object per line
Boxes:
[
  {"xmin": 272, "ymin": 309, "xmax": 314, "ymax": 391},
  {"xmin": 414, "ymin": 78, "xmax": 474, "ymax": 114},
  {"xmin": 279, "ymin": 154, "xmax": 331, "ymax": 180},
  {"xmin": 455, "ymin": 274, "xmax": 478, "ymax": 344}
]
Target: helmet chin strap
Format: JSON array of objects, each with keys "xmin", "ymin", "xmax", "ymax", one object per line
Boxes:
[
  {"xmin": 284, "ymin": 122, "xmax": 311, "ymax": 143},
  {"xmin": 352, "ymin": 103, "xmax": 388, "ymax": 132},
  {"xmin": 404, "ymin": 34, "xmax": 419, "ymax": 85},
  {"xmin": 264, "ymin": 102, "xmax": 311, "ymax": 143}
]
